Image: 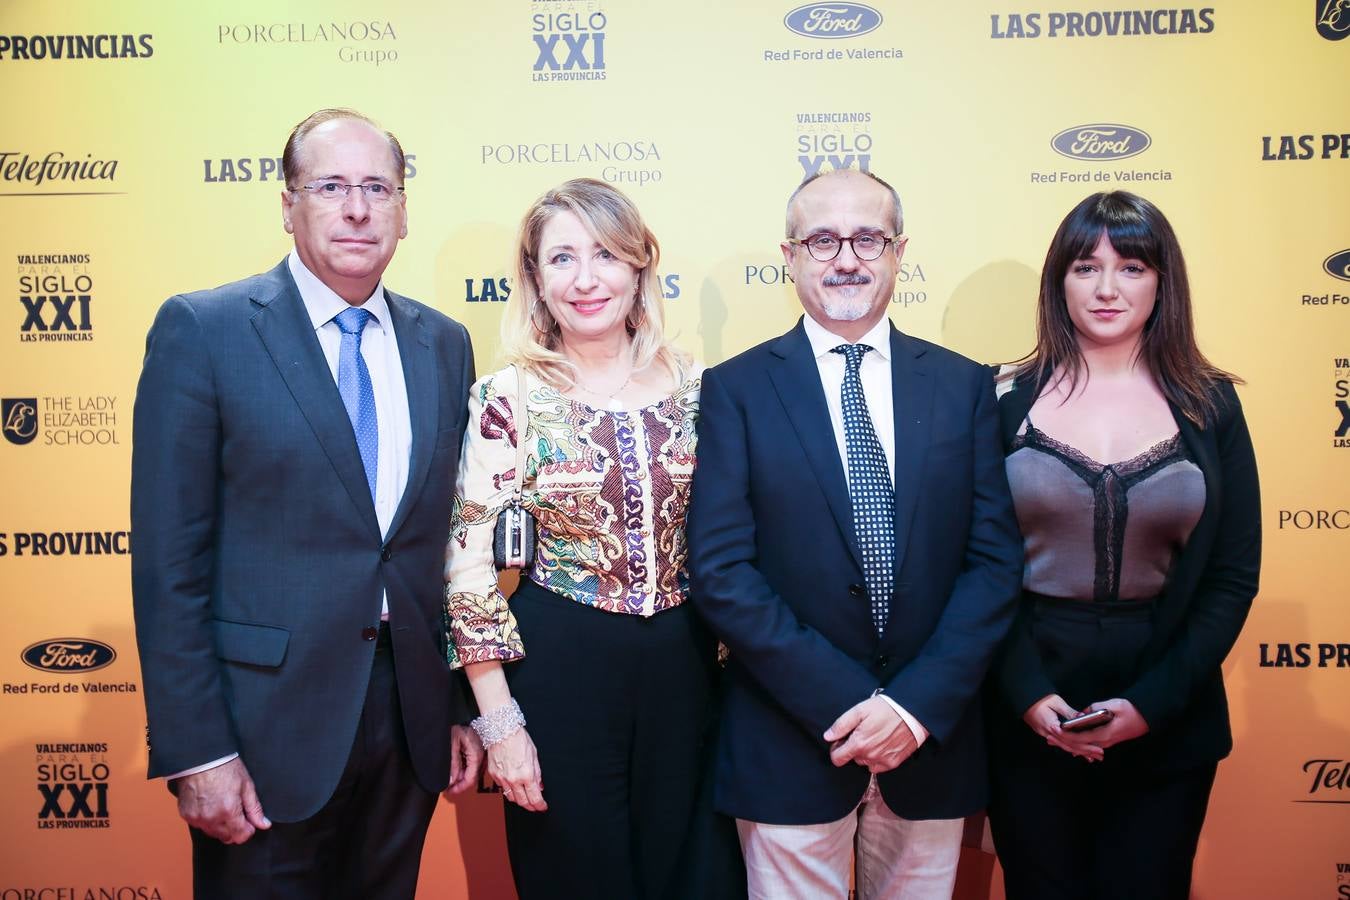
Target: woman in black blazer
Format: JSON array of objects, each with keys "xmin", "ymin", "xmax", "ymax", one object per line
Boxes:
[{"xmin": 986, "ymin": 191, "xmax": 1261, "ymax": 900}]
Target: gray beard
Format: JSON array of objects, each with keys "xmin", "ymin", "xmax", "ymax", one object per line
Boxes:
[
  {"xmin": 819, "ymin": 273, "xmax": 875, "ymax": 321},
  {"xmin": 821, "ymin": 294, "xmax": 873, "ymax": 321}
]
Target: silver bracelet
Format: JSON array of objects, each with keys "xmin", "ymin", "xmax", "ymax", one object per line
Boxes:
[{"xmin": 470, "ymin": 698, "xmax": 526, "ymax": 748}]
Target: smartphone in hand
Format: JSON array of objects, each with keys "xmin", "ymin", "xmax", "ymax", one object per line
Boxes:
[{"xmin": 1060, "ymin": 708, "xmax": 1113, "ymax": 732}]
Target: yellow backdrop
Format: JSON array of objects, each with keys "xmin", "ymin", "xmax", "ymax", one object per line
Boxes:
[{"xmin": 2, "ymin": 1, "xmax": 1346, "ymax": 897}]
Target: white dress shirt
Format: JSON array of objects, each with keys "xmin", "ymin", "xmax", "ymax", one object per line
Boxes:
[
  {"xmin": 165, "ymin": 254, "xmax": 414, "ymax": 781},
  {"xmin": 801, "ymin": 313, "xmax": 929, "ymax": 748},
  {"xmin": 289, "ymin": 250, "xmax": 413, "ymax": 563}
]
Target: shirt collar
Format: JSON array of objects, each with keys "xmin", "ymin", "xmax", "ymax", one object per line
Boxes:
[
  {"xmin": 802, "ymin": 313, "xmax": 893, "ymax": 362},
  {"xmin": 287, "ymin": 250, "xmax": 389, "ymax": 333}
]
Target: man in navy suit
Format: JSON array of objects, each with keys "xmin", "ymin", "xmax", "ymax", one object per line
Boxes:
[
  {"xmin": 688, "ymin": 168, "xmax": 1023, "ymax": 899},
  {"xmin": 131, "ymin": 109, "xmax": 481, "ymax": 899}
]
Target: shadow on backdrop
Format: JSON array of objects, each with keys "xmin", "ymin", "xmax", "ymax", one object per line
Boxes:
[
  {"xmin": 941, "ymin": 261, "xmax": 1039, "ymax": 368},
  {"xmin": 698, "ymin": 276, "xmax": 729, "ymax": 367}
]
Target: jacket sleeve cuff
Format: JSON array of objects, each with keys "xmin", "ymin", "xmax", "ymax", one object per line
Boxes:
[
  {"xmin": 876, "ymin": 692, "xmax": 929, "ymax": 747},
  {"xmin": 164, "ymin": 753, "xmax": 239, "ymax": 781}
]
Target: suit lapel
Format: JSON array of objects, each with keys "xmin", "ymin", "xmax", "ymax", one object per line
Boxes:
[
  {"xmin": 249, "ymin": 260, "xmax": 381, "ymax": 538},
  {"xmin": 888, "ymin": 325, "xmax": 933, "ymax": 582},
  {"xmin": 999, "ymin": 373, "xmax": 1038, "ymax": 446},
  {"xmin": 767, "ymin": 321, "xmax": 863, "ymax": 571},
  {"xmin": 1149, "ymin": 400, "xmax": 1221, "ymax": 645},
  {"xmin": 385, "ymin": 292, "xmax": 436, "ymax": 541},
  {"xmin": 1172, "ymin": 400, "xmax": 1221, "ymax": 564}
]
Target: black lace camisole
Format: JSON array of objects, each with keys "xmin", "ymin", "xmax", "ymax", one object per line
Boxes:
[{"xmin": 1005, "ymin": 421, "xmax": 1206, "ymax": 602}]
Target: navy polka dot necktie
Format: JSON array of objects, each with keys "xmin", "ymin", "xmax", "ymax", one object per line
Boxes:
[
  {"xmin": 335, "ymin": 307, "xmax": 379, "ymax": 502},
  {"xmin": 831, "ymin": 343, "xmax": 893, "ymax": 636}
]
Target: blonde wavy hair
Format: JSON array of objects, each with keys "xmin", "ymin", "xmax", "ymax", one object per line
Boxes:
[{"xmin": 502, "ymin": 178, "xmax": 687, "ymax": 388}]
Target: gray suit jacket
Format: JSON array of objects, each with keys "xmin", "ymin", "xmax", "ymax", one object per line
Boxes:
[{"xmin": 131, "ymin": 259, "xmax": 474, "ymax": 821}]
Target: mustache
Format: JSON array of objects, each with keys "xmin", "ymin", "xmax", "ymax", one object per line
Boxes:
[{"xmin": 822, "ymin": 273, "xmax": 872, "ymax": 287}]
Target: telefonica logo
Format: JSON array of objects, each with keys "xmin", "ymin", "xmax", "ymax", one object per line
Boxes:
[
  {"xmin": 784, "ymin": 4, "xmax": 883, "ymax": 39},
  {"xmin": 1051, "ymin": 124, "xmax": 1151, "ymax": 161},
  {"xmin": 21, "ymin": 638, "xmax": 117, "ymax": 674},
  {"xmin": 1323, "ymin": 250, "xmax": 1350, "ymax": 282}
]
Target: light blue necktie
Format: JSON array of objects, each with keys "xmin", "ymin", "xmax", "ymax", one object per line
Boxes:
[
  {"xmin": 334, "ymin": 307, "xmax": 378, "ymax": 501},
  {"xmin": 832, "ymin": 343, "xmax": 893, "ymax": 636}
]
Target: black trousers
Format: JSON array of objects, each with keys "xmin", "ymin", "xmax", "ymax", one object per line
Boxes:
[
  {"xmin": 190, "ymin": 624, "xmax": 438, "ymax": 900},
  {"xmin": 987, "ymin": 597, "xmax": 1217, "ymax": 900},
  {"xmin": 503, "ymin": 578, "xmax": 730, "ymax": 900}
]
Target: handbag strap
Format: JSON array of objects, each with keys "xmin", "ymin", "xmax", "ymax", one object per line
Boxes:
[{"xmin": 511, "ymin": 365, "xmax": 528, "ymax": 501}]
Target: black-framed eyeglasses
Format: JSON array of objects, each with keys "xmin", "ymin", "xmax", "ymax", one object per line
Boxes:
[
  {"xmin": 290, "ymin": 179, "xmax": 404, "ymax": 204},
  {"xmin": 787, "ymin": 231, "xmax": 904, "ymax": 262}
]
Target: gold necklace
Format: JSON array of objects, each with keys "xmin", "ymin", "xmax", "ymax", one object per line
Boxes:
[{"xmin": 574, "ymin": 364, "xmax": 635, "ymax": 411}]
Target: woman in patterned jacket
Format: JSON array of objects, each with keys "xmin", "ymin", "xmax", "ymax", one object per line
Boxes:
[{"xmin": 444, "ymin": 178, "xmax": 735, "ymax": 898}]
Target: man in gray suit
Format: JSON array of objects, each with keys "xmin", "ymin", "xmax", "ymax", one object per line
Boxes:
[{"xmin": 131, "ymin": 108, "xmax": 481, "ymax": 899}]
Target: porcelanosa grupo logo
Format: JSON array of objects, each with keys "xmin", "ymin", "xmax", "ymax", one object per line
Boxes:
[
  {"xmin": 1317, "ymin": 0, "xmax": 1350, "ymax": 40},
  {"xmin": 22, "ymin": 639, "xmax": 117, "ymax": 674},
  {"xmin": 1051, "ymin": 124, "xmax": 1151, "ymax": 161},
  {"xmin": 784, "ymin": 3, "xmax": 883, "ymax": 38},
  {"xmin": 480, "ymin": 139, "xmax": 662, "ymax": 187},
  {"xmin": 216, "ymin": 20, "xmax": 399, "ymax": 66}
]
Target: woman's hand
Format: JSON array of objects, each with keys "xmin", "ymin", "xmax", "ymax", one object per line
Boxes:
[
  {"xmin": 1023, "ymin": 693, "xmax": 1104, "ymax": 762},
  {"xmin": 487, "ymin": 726, "xmax": 547, "ymax": 812},
  {"xmin": 1058, "ymin": 698, "xmax": 1149, "ymax": 755},
  {"xmin": 463, "ymin": 661, "xmax": 546, "ymax": 811}
]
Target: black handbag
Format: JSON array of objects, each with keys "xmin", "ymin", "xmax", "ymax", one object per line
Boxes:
[{"xmin": 492, "ymin": 365, "xmax": 537, "ymax": 569}]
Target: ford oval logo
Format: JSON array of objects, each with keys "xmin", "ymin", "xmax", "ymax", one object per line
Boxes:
[
  {"xmin": 784, "ymin": 3, "xmax": 883, "ymax": 39},
  {"xmin": 1323, "ymin": 250, "xmax": 1350, "ymax": 282},
  {"xmin": 21, "ymin": 638, "xmax": 116, "ymax": 674},
  {"xmin": 1051, "ymin": 124, "xmax": 1152, "ymax": 161}
]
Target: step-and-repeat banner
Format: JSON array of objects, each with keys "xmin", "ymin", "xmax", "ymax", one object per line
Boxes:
[{"xmin": 1, "ymin": 1, "xmax": 1346, "ymax": 897}]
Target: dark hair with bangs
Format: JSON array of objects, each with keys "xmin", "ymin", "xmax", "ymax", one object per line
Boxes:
[{"xmin": 1011, "ymin": 191, "xmax": 1238, "ymax": 425}]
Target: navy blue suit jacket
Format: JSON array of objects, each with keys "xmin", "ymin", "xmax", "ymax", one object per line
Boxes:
[
  {"xmin": 131, "ymin": 260, "xmax": 474, "ymax": 822},
  {"xmin": 688, "ymin": 318, "xmax": 1023, "ymax": 824}
]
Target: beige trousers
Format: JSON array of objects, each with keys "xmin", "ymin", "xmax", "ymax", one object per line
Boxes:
[{"xmin": 736, "ymin": 776, "xmax": 963, "ymax": 900}]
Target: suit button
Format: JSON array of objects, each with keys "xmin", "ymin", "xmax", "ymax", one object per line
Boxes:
[
  {"xmin": 381, "ymin": 545, "xmax": 392, "ymax": 562},
  {"xmin": 361, "ymin": 626, "xmax": 379, "ymax": 641},
  {"xmin": 849, "ymin": 584, "xmax": 866, "ymax": 599},
  {"xmin": 875, "ymin": 654, "xmax": 889, "ymax": 669}
]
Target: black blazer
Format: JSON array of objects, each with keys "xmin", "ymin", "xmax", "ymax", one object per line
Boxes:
[
  {"xmin": 688, "ymin": 319, "xmax": 1023, "ymax": 824},
  {"xmin": 991, "ymin": 373, "xmax": 1261, "ymax": 769},
  {"xmin": 131, "ymin": 260, "xmax": 475, "ymax": 821}
]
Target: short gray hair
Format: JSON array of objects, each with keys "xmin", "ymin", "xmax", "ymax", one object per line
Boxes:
[
  {"xmin": 282, "ymin": 108, "xmax": 405, "ymax": 189},
  {"xmin": 784, "ymin": 168, "xmax": 903, "ymax": 237}
]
